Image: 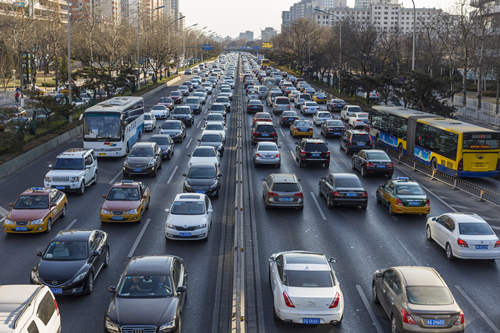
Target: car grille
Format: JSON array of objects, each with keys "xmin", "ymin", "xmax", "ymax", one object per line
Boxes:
[
  {"xmin": 174, "ymin": 225, "xmax": 199, "ymax": 231},
  {"xmin": 121, "ymin": 325, "xmax": 157, "ymax": 333},
  {"xmin": 113, "ymin": 211, "xmax": 123, "ymax": 215},
  {"xmin": 52, "ymin": 176, "xmax": 70, "ymax": 182},
  {"xmin": 16, "ymin": 221, "xmax": 28, "ymax": 225}
]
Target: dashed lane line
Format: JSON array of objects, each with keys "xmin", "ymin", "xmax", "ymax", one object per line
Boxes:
[
  {"xmin": 108, "ymin": 169, "xmax": 122, "ymax": 185},
  {"xmin": 127, "ymin": 218, "xmax": 152, "ymax": 258},
  {"xmin": 166, "ymin": 165, "xmax": 179, "ymax": 185},
  {"xmin": 455, "ymin": 285, "xmax": 500, "ymax": 333},
  {"xmin": 186, "ymin": 138, "xmax": 193, "ymax": 149},
  {"xmin": 279, "ymin": 128, "xmax": 285, "ymax": 137},
  {"xmin": 310, "ymin": 192, "xmax": 327, "ymax": 221},
  {"xmin": 356, "ymin": 284, "xmax": 384, "ymax": 333},
  {"xmin": 64, "ymin": 219, "xmax": 78, "ymax": 231},
  {"xmin": 289, "ymin": 150, "xmax": 296, "ymax": 163},
  {"xmin": 0, "ymin": 206, "xmax": 8, "ymax": 223}
]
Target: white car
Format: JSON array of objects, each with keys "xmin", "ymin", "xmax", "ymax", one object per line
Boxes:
[
  {"xmin": 301, "ymin": 101, "xmax": 319, "ymax": 115},
  {"xmin": 340, "ymin": 105, "xmax": 362, "ymax": 122},
  {"xmin": 204, "ymin": 121, "xmax": 226, "ymax": 142},
  {"xmin": 44, "ymin": 148, "xmax": 97, "ymax": 195},
  {"xmin": 189, "ymin": 146, "xmax": 220, "ymax": 168},
  {"xmin": 165, "ymin": 193, "xmax": 213, "ymax": 240},
  {"xmin": 150, "ymin": 104, "xmax": 169, "ymax": 119},
  {"xmin": 269, "ymin": 251, "xmax": 344, "ymax": 326},
  {"xmin": 143, "ymin": 112, "xmax": 156, "ymax": 131},
  {"xmin": 206, "ymin": 113, "xmax": 225, "ymax": 126},
  {"xmin": 426, "ymin": 212, "xmax": 500, "ymax": 261},
  {"xmin": 313, "ymin": 111, "xmax": 332, "ymax": 126},
  {"xmin": 254, "ymin": 142, "xmax": 280, "ymax": 168},
  {"xmin": 347, "ymin": 112, "xmax": 369, "ymax": 128}
]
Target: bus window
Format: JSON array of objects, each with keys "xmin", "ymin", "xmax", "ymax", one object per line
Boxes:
[
  {"xmin": 463, "ymin": 133, "xmax": 500, "ymax": 150},
  {"xmin": 416, "ymin": 123, "xmax": 458, "ymax": 160}
]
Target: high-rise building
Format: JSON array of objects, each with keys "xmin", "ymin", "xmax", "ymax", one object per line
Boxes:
[
  {"xmin": 355, "ymin": 0, "xmax": 398, "ymax": 8},
  {"xmin": 239, "ymin": 30, "xmax": 254, "ymax": 41},
  {"xmin": 281, "ymin": 10, "xmax": 290, "ymax": 30},
  {"xmin": 261, "ymin": 27, "xmax": 277, "ymax": 41}
]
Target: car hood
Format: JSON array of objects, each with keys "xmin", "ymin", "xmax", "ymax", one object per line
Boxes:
[
  {"xmin": 46, "ymin": 169, "xmax": 85, "ymax": 178},
  {"xmin": 186, "ymin": 178, "xmax": 217, "ymax": 186},
  {"xmin": 9, "ymin": 209, "xmax": 48, "ymax": 221},
  {"xmin": 189, "ymin": 157, "xmax": 218, "ymax": 166},
  {"xmin": 126, "ymin": 157, "xmax": 153, "ymax": 166},
  {"xmin": 199, "ymin": 142, "xmax": 222, "ymax": 149},
  {"xmin": 102, "ymin": 200, "xmax": 141, "ymax": 211},
  {"xmin": 37, "ymin": 259, "xmax": 87, "ymax": 283},
  {"xmin": 160, "ymin": 129, "xmax": 182, "ymax": 135},
  {"xmin": 108, "ymin": 296, "xmax": 177, "ymax": 325},
  {"xmin": 167, "ymin": 214, "xmax": 208, "ymax": 227},
  {"xmin": 144, "ymin": 120, "xmax": 154, "ymax": 125}
]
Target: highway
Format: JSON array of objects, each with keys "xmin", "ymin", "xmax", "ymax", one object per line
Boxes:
[{"xmin": 0, "ymin": 54, "xmax": 499, "ymax": 333}]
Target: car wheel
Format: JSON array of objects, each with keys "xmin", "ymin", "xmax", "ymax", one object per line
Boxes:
[
  {"xmin": 61, "ymin": 205, "xmax": 66, "ymax": 218},
  {"xmin": 45, "ymin": 218, "xmax": 52, "ymax": 233},
  {"xmin": 85, "ymin": 272, "xmax": 94, "ymax": 295},
  {"xmin": 426, "ymin": 226, "xmax": 432, "ymax": 241},
  {"xmin": 93, "ymin": 172, "xmax": 98, "ymax": 185},
  {"xmin": 168, "ymin": 151, "xmax": 173, "ymax": 160},
  {"xmin": 79, "ymin": 181, "xmax": 85, "ymax": 195},
  {"xmin": 327, "ymin": 196, "xmax": 334, "ymax": 209},
  {"xmin": 446, "ymin": 243, "xmax": 455, "ymax": 261},
  {"xmin": 361, "ymin": 203, "xmax": 367, "ymax": 210},
  {"xmin": 372, "ymin": 283, "xmax": 380, "ymax": 304},
  {"xmin": 152, "ymin": 167, "xmax": 157, "ymax": 177},
  {"xmin": 391, "ymin": 315, "xmax": 400, "ymax": 333}
]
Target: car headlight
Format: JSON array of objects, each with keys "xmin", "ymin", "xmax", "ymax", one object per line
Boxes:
[
  {"xmin": 159, "ymin": 320, "xmax": 176, "ymax": 332},
  {"xmin": 105, "ymin": 317, "xmax": 120, "ymax": 333},
  {"xmin": 70, "ymin": 176, "xmax": 80, "ymax": 182},
  {"xmin": 44, "ymin": 176, "xmax": 51, "ymax": 182},
  {"xmin": 72, "ymin": 271, "xmax": 87, "ymax": 283},
  {"xmin": 125, "ymin": 209, "xmax": 137, "ymax": 214},
  {"xmin": 148, "ymin": 160, "xmax": 155, "ymax": 167},
  {"xmin": 3, "ymin": 219, "xmax": 14, "ymax": 225},
  {"xmin": 166, "ymin": 223, "xmax": 176, "ymax": 229},
  {"xmin": 31, "ymin": 218, "xmax": 44, "ymax": 225},
  {"xmin": 101, "ymin": 209, "xmax": 111, "ymax": 215}
]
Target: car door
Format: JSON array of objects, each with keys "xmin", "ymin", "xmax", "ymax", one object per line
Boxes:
[
  {"xmin": 205, "ymin": 196, "xmax": 213, "ymax": 228},
  {"xmin": 379, "ymin": 269, "xmax": 398, "ymax": 316},
  {"xmin": 432, "ymin": 215, "xmax": 448, "ymax": 248},
  {"xmin": 262, "ymin": 176, "xmax": 270, "ymax": 200},
  {"xmin": 382, "ymin": 182, "xmax": 395, "ymax": 207},
  {"xmin": 270, "ymin": 255, "xmax": 284, "ymax": 307},
  {"xmin": 88, "ymin": 232, "xmax": 101, "ymax": 272},
  {"xmin": 172, "ymin": 259, "xmax": 186, "ymax": 309},
  {"xmin": 49, "ymin": 190, "xmax": 60, "ymax": 219},
  {"xmin": 139, "ymin": 183, "xmax": 149, "ymax": 212},
  {"xmin": 323, "ymin": 175, "xmax": 334, "ymax": 199}
]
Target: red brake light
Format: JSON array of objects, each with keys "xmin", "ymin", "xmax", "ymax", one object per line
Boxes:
[
  {"xmin": 283, "ymin": 291, "xmax": 295, "ymax": 308},
  {"xmin": 401, "ymin": 309, "xmax": 416, "ymax": 325},
  {"xmin": 396, "ymin": 198, "xmax": 403, "ymax": 206},
  {"xmin": 294, "ymin": 192, "xmax": 303, "ymax": 198},
  {"xmin": 326, "ymin": 151, "xmax": 330, "ymax": 157},
  {"xmin": 366, "ymin": 162, "xmax": 375, "ymax": 167},
  {"xmin": 276, "ymin": 153, "xmax": 280, "ymax": 158},
  {"xmin": 455, "ymin": 312, "xmax": 465, "ymax": 325},
  {"xmin": 272, "ymin": 131, "xmax": 277, "ymax": 136},
  {"xmin": 300, "ymin": 151, "xmax": 306, "ymax": 156},
  {"xmin": 333, "ymin": 191, "xmax": 341, "ymax": 197},
  {"xmin": 387, "ymin": 163, "xmax": 394, "ymax": 168},
  {"xmin": 425, "ymin": 199, "xmax": 430, "ymax": 206},
  {"xmin": 329, "ymin": 292, "xmax": 340, "ymax": 308},
  {"xmin": 457, "ymin": 238, "xmax": 469, "ymax": 247},
  {"xmin": 495, "ymin": 240, "xmax": 500, "ymax": 248},
  {"xmin": 362, "ymin": 191, "xmax": 368, "ymax": 198},
  {"xmin": 54, "ymin": 299, "xmax": 60, "ymax": 316},
  {"xmin": 256, "ymin": 153, "xmax": 263, "ymax": 158},
  {"xmin": 268, "ymin": 192, "xmax": 278, "ymax": 197},
  {"xmin": 253, "ymin": 132, "xmax": 257, "ymax": 136}
]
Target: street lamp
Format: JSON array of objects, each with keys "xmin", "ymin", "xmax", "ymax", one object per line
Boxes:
[
  {"xmin": 411, "ymin": 0, "xmax": 416, "ymax": 71},
  {"xmin": 183, "ymin": 23, "xmax": 198, "ymax": 66}
]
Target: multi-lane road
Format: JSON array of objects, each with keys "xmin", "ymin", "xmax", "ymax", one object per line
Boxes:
[{"xmin": 0, "ymin": 54, "xmax": 500, "ymax": 333}]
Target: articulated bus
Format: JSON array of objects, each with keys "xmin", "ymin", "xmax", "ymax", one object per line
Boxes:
[
  {"xmin": 370, "ymin": 106, "xmax": 500, "ymax": 177},
  {"xmin": 83, "ymin": 96, "xmax": 145, "ymax": 157}
]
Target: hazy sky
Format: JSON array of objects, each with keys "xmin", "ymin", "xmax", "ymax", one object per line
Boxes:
[{"xmin": 180, "ymin": 0, "xmax": 454, "ymax": 39}]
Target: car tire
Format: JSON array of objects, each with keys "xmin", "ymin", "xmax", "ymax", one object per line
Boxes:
[
  {"xmin": 79, "ymin": 181, "xmax": 85, "ymax": 195},
  {"xmin": 426, "ymin": 226, "xmax": 432, "ymax": 241},
  {"xmin": 361, "ymin": 203, "xmax": 367, "ymax": 210},
  {"xmin": 61, "ymin": 205, "xmax": 66, "ymax": 218},
  {"xmin": 372, "ymin": 283, "xmax": 380, "ymax": 304},
  {"xmin": 327, "ymin": 196, "xmax": 334, "ymax": 209},
  {"xmin": 92, "ymin": 172, "xmax": 98, "ymax": 185},
  {"xmin": 361, "ymin": 167, "xmax": 367, "ymax": 177},
  {"xmin": 104, "ymin": 248, "xmax": 110, "ymax": 267},
  {"xmin": 85, "ymin": 272, "xmax": 94, "ymax": 295},
  {"xmin": 391, "ymin": 315, "xmax": 401, "ymax": 333},
  {"xmin": 152, "ymin": 167, "xmax": 157, "ymax": 177},
  {"xmin": 446, "ymin": 243, "xmax": 455, "ymax": 261},
  {"xmin": 388, "ymin": 204, "xmax": 394, "ymax": 215}
]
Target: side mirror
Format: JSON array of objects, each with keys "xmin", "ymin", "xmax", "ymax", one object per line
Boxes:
[
  {"xmin": 328, "ymin": 257, "xmax": 336, "ymax": 263},
  {"xmin": 101, "ymin": 194, "xmax": 107, "ymax": 199},
  {"xmin": 107, "ymin": 285, "xmax": 116, "ymax": 293},
  {"xmin": 9, "ymin": 202, "xmax": 14, "ymax": 207},
  {"xmin": 374, "ymin": 270, "xmax": 383, "ymax": 279},
  {"xmin": 182, "ymin": 173, "xmax": 187, "ymax": 177},
  {"xmin": 218, "ymin": 174, "xmax": 222, "ymax": 178},
  {"xmin": 36, "ymin": 250, "xmax": 43, "ymax": 257},
  {"xmin": 268, "ymin": 257, "xmax": 275, "ymax": 262},
  {"xmin": 177, "ymin": 286, "xmax": 187, "ymax": 293}
]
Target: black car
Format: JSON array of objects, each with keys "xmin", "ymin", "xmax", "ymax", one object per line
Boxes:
[
  {"xmin": 252, "ymin": 122, "xmax": 278, "ymax": 145},
  {"xmin": 149, "ymin": 134, "xmax": 174, "ymax": 160},
  {"xmin": 295, "ymin": 138, "xmax": 330, "ymax": 168},
  {"xmin": 182, "ymin": 163, "xmax": 222, "ymax": 199},
  {"xmin": 31, "ymin": 230, "xmax": 109, "ymax": 295},
  {"xmin": 159, "ymin": 120, "xmax": 186, "ymax": 143},
  {"xmin": 123, "ymin": 142, "xmax": 162, "ymax": 177},
  {"xmin": 352, "ymin": 149, "xmax": 393, "ymax": 178},
  {"xmin": 318, "ymin": 173, "xmax": 368, "ymax": 209},
  {"xmin": 171, "ymin": 106, "xmax": 194, "ymax": 127},
  {"xmin": 340, "ymin": 129, "xmax": 373, "ymax": 154},
  {"xmin": 247, "ymin": 99, "xmax": 264, "ymax": 114},
  {"xmin": 279, "ymin": 111, "xmax": 299, "ymax": 127},
  {"xmin": 105, "ymin": 255, "xmax": 187, "ymax": 333},
  {"xmin": 321, "ymin": 119, "xmax": 345, "ymax": 138}
]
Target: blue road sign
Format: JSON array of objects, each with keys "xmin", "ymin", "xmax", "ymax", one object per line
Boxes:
[
  {"xmin": 253, "ymin": 46, "xmax": 260, "ymax": 50},
  {"xmin": 201, "ymin": 44, "xmax": 214, "ymax": 51}
]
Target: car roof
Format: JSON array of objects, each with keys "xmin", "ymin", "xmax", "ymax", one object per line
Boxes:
[
  {"xmin": 446, "ymin": 212, "xmax": 486, "ymax": 223},
  {"xmin": 174, "ymin": 193, "xmax": 205, "ymax": 201},
  {"xmin": 189, "ymin": 162, "xmax": 216, "ymax": 168},
  {"xmin": 112, "ymin": 180, "xmax": 141, "ymax": 188},
  {"xmin": 0, "ymin": 285, "xmax": 43, "ymax": 329},
  {"xmin": 21, "ymin": 187, "xmax": 51, "ymax": 196},
  {"xmin": 349, "ymin": 129, "xmax": 369, "ymax": 134},
  {"xmin": 283, "ymin": 252, "xmax": 330, "ymax": 271},
  {"xmin": 194, "ymin": 146, "xmax": 216, "ymax": 151},
  {"xmin": 57, "ymin": 148, "xmax": 92, "ymax": 158},
  {"xmin": 330, "ymin": 173, "xmax": 359, "ymax": 179},
  {"xmin": 270, "ymin": 173, "xmax": 298, "ymax": 183},
  {"xmin": 54, "ymin": 230, "xmax": 94, "ymax": 241},
  {"xmin": 302, "ymin": 138, "xmax": 325, "ymax": 144},
  {"xmin": 125, "ymin": 256, "xmax": 173, "ymax": 275},
  {"xmin": 133, "ymin": 142, "xmax": 155, "ymax": 148},
  {"xmin": 395, "ymin": 266, "xmax": 444, "ymax": 287}
]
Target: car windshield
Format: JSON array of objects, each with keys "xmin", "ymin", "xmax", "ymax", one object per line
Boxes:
[
  {"xmin": 43, "ymin": 241, "xmax": 88, "ymax": 260},
  {"xmin": 301, "ymin": 95, "xmax": 311, "ymax": 100},
  {"xmin": 317, "ymin": 113, "xmax": 331, "ymax": 118},
  {"xmin": 84, "ymin": 112, "xmax": 121, "ymax": 140},
  {"xmin": 152, "ymin": 105, "xmax": 166, "ymax": 110},
  {"xmin": 201, "ymin": 134, "xmax": 222, "ymax": 142},
  {"xmin": 326, "ymin": 120, "xmax": 343, "ymax": 126},
  {"xmin": 406, "ymin": 286, "xmax": 453, "ymax": 305},
  {"xmin": 171, "ymin": 201, "xmax": 206, "ymax": 215},
  {"xmin": 284, "ymin": 270, "xmax": 333, "ymax": 287},
  {"xmin": 193, "ymin": 148, "xmax": 216, "ymax": 157},
  {"xmin": 458, "ymin": 223, "xmax": 494, "ymax": 235},
  {"xmin": 186, "ymin": 99, "xmax": 198, "ymax": 104},
  {"xmin": 272, "ymin": 183, "xmax": 299, "ymax": 192},
  {"xmin": 366, "ymin": 152, "xmax": 389, "ymax": 160},
  {"xmin": 159, "ymin": 98, "xmax": 172, "ymax": 103},
  {"xmin": 211, "ymin": 104, "xmax": 225, "ymax": 111},
  {"xmin": 170, "ymin": 91, "xmax": 181, "ymax": 96},
  {"xmin": 53, "ymin": 157, "xmax": 84, "ymax": 170},
  {"xmin": 348, "ymin": 106, "xmax": 362, "ymax": 112},
  {"xmin": 249, "ymin": 100, "xmax": 262, "ymax": 105},
  {"xmin": 174, "ymin": 108, "xmax": 190, "ymax": 114},
  {"xmin": 117, "ymin": 275, "xmax": 173, "ymax": 298},
  {"xmin": 208, "ymin": 115, "xmax": 223, "ymax": 121},
  {"xmin": 161, "ymin": 122, "xmax": 181, "ymax": 129},
  {"xmin": 276, "ymin": 98, "xmax": 289, "ymax": 104},
  {"xmin": 14, "ymin": 195, "xmax": 49, "ymax": 209},
  {"xmin": 395, "ymin": 184, "xmax": 425, "ymax": 195},
  {"xmin": 357, "ymin": 114, "xmax": 368, "ymax": 119},
  {"xmin": 107, "ymin": 187, "xmax": 140, "ymax": 201},
  {"xmin": 150, "ymin": 136, "xmax": 171, "ymax": 145},
  {"xmin": 305, "ymin": 143, "xmax": 328, "ymax": 152},
  {"xmin": 258, "ymin": 144, "xmax": 278, "ymax": 151},
  {"xmin": 205, "ymin": 124, "xmax": 223, "ymax": 131},
  {"xmin": 335, "ymin": 177, "xmax": 361, "ymax": 188},
  {"xmin": 129, "ymin": 147, "xmax": 154, "ymax": 157},
  {"xmin": 351, "ymin": 134, "xmax": 370, "ymax": 143},
  {"xmin": 305, "ymin": 102, "xmax": 317, "ymax": 106},
  {"xmin": 143, "ymin": 114, "xmax": 152, "ymax": 120},
  {"xmin": 256, "ymin": 114, "xmax": 271, "ymax": 119},
  {"xmin": 256, "ymin": 124, "xmax": 274, "ymax": 132},
  {"xmin": 188, "ymin": 166, "xmax": 217, "ymax": 179},
  {"xmin": 295, "ymin": 121, "xmax": 311, "ymax": 127}
]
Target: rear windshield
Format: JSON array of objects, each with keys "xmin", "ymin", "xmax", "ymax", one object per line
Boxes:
[
  {"xmin": 326, "ymin": 120, "xmax": 344, "ymax": 127},
  {"xmin": 207, "ymin": 115, "xmax": 223, "ymax": 121},
  {"xmin": 366, "ymin": 151, "xmax": 390, "ymax": 160},
  {"xmin": 258, "ymin": 144, "xmax": 278, "ymax": 151},
  {"xmin": 173, "ymin": 108, "xmax": 190, "ymax": 114},
  {"xmin": 395, "ymin": 184, "xmax": 425, "ymax": 195},
  {"xmin": 347, "ymin": 106, "xmax": 362, "ymax": 112},
  {"xmin": 406, "ymin": 286, "xmax": 453, "ymax": 305},
  {"xmin": 150, "ymin": 136, "xmax": 171, "ymax": 145},
  {"xmin": 256, "ymin": 124, "xmax": 275, "ymax": 132},
  {"xmin": 276, "ymin": 98, "xmax": 289, "ymax": 104},
  {"xmin": 335, "ymin": 177, "xmax": 361, "ymax": 188},
  {"xmin": 351, "ymin": 134, "xmax": 370, "ymax": 143},
  {"xmin": 305, "ymin": 143, "xmax": 328, "ymax": 152},
  {"xmin": 272, "ymin": 183, "xmax": 300, "ymax": 192},
  {"xmin": 211, "ymin": 104, "xmax": 225, "ymax": 111},
  {"xmin": 458, "ymin": 223, "xmax": 494, "ymax": 235},
  {"xmin": 193, "ymin": 148, "xmax": 216, "ymax": 157},
  {"xmin": 201, "ymin": 134, "xmax": 222, "ymax": 142},
  {"xmin": 186, "ymin": 98, "xmax": 199, "ymax": 104},
  {"xmin": 301, "ymin": 94, "xmax": 311, "ymax": 100},
  {"xmin": 463, "ymin": 132, "xmax": 500, "ymax": 149},
  {"xmin": 161, "ymin": 122, "xmax": 181, "ymax": 129},
  {"xmin": 284, "ymin": 270, "xmax": 333, "ymax": 288}
]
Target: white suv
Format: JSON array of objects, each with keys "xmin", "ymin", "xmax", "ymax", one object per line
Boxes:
[
  {"xmin": 44, "ymin": 148, "xmax": 98, "ymax": 195},
  {"xmin": 0, "ymin": 285, "xmax": 61, "ymax": 333},
  {"xmin": 340, "ymin": 105, "xmax": 363, "ymax": 122}
]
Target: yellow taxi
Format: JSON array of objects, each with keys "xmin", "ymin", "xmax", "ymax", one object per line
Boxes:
[
  {"xmin": 100, "ymin": 180, "xmax": 150, "ymax": 223},
  {"xmin": 376, "ymin": 177, "xmax": 430, "ymax": 215},
  {"xmin": 290, "ymin": 119, "xmax": 314, "ymax": 138},
  {"xmin": 3, "ymin": 187, "xmax": 68, "ymax": 233},
  {"xmin": 288, "ymin": 90, "xmax": 298, "ymax": 101},
  {"xmin": 313, "ymin": 92, "xmax": 328, "ymax": 104}
]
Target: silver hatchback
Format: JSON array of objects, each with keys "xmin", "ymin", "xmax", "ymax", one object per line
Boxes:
[
  {"xmin": 254, "ymin": 142, "xmax": 280, "ymax": 168},
  {"xmin": 262, "ymin": 174, "xmax": 303, "ymax": 210}
]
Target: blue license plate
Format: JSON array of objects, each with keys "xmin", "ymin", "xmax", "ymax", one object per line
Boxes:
[
  {"xmin": 303, "ymin": 318, "xmax": 321, "ymax": 325},
  {"xmin": 15, "ymin": 227, "xmax": 28, "ymax": 231},
  {"xmin": 346, "ymin": 193, "xmax": 357, "ymax": 197},
  {"xmin": 377, "ymin": 165, "xmax": 386, "ymax": 168},
  {"xmin": 299, "ymin": 128, "xmax": 308, "ymax": 132},
  {"xmin": 408, "ymin": 201, "xmax": 420, "ymax": 206},
  {"xmin": 357, "ymin": 142, "xmax": 365, "ymax": 146},
  {"xmin": 262, "ymin": 134, "xmax": 269, "ymax": 136},
  {"xmin": 475, "ymin": 245, "xmax": 488, "ymax": 249},
  {"xmin": 426, "ymin": 319, "xmax": 445, "ymax": 326},
  {"xmin": 333, "ymin": 132, "xmax": 340, "ymax": 135},
  {"xmin": 312, "ymin": 153, "xmax": 320, "ymax": 157},
  {"xmin": 280, "ymin": 198, "xmax": 293, "ymax": 202},
  {"xmin": 287, "ymin": 118, "xmax": 294, "ymax": 120},
  {"xmin": 133, "ymin": 168, "xmax": 143, "ymax": 172},
  {"xmin": 179, "ymin": 232, "xmax": 192, "ymax": 237},
  {"xmin": 55, "ymin": 186, "xmax": 65, "ymax": 190},
  {"xmin": 50, "ymin": 288, "xmax": 62, "ymax": 295},
  {"xmin": 111, "ymin": 216, "xmax": 124, "ymax": 221},
  {"xmin": 196, "ymin": 190, "xmax": 205, "ymax": 194}
]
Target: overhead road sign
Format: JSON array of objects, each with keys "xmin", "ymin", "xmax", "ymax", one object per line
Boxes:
[
  {"xmin": 201, "ymin": 44, "xmax": 214, "ymax": 51},
  {"xmin": 262, "ymin": 42, "xmax": 273, "ymax": 49}
]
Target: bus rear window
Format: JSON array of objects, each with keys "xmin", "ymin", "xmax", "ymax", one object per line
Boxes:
[{"xmin": 463, "ymin": 132, "xmax": 500, "ymax": 149}]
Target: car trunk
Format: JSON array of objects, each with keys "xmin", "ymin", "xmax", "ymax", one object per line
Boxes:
[
  {"xmin": 286, "ymin": 287, "xmax": 335, "ymax": 311},
  {"xmin": 460, "ymin": 234, "xmax": 498, "ymax": 250},
  {"xmin": 407, "ymin": 303, "xmax": 461, "ymax": 329}
]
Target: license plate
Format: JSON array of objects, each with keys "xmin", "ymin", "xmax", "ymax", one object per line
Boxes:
[
  {"xmin": 196, "ymin": 190, "xmax": 205, "ymax": 194},
  {"xmin": 50, "ymin": 288, "xmax": 62, "ymax": 295},
  {"xmin": 287, "ymin": 118, "xmax": 294, "ymax": 120},
  {"xmin": 280, "ymin": 197, "xmax": 293, "ymax": 202},
  {"xmin": 303, "ymin": 318, "xmax": 321, "ymax": 325},
  {"xmin": 262, "ymin": 134, "xmax": 269, "ymax": 136},
  {"xmin": 312, "ymin": 153, "xmax": 320, "ymax": 157},
  {"xmin": 408, "ymin": 201, "xmax": 420, "ymax": 206},
  {"xmin": 179, "ymin": 232, "xmax": 192, "ymax": 237},
  {"xmin": 55, "ymin": 186, "xmax": 66, "ymax": 190},
  {"xmin": 111, "ymin": 216, "xmax": 124, "ymax": 221},
  {"xmin": 264, "ymin": 155, "xmax": 273, "ymax": 159},
  {"xmin": 426, "ymin": 319, "xmax": 445, "ymax": 326},
  {"xmin": 133, "ymin": 168, "xmax": 143, "ymax": 172},
  {"xmin": 99, "ymin": 153, "xmax": 106, "ymax": 156},
  {"xmin": 346, "ymin": 193, "xmax": 357, "ymax": 197},
  {"xmin": 357, "ymin": 142, "xmax": 365, "ymax": 146},
  {"xmin": 15, "ymin": 227, "xmax": 28, "ymax": 231},
  {"xmin": 377, "ymin": 165, "xmax": 385, "ymax": 168},
  {"xmin": 475, "ymin": 245, "xmax": 488, "ymax": 249}
]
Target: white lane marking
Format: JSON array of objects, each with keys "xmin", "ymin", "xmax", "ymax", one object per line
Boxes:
[
  {"xmin": 492, "ymin": 226, "xmax": 500, "ymax": 231},
  {"xmin": 64, "ymin": 219, "xmax": 78, "ymax": 231},
  {"xmin": 108, "ymin": 170, "xmax": 122, "ymax": 185},
  {"xmin": 396, "ymin": 238, "xmax": 418, "ymax": 265},
  {"xmin": 0, "ymin": 206, "xmax": 8, "ymax": 217},
  {"xmin": 127, "ymin": 218, "xmax": 152, "ymax": 258},
  {"xmin": 279, "ymin": 128, "xmax": 285, "ymax": 137},
  {"xmin": 167, "ymin": 165, "xmax": 179, "ymax": 184},
  {"xmin": 196, "ymin": 120, "xmax": 202, "ymax": 128},
  {"xmin": 356, "ymin": 284, "xmax": 384, "ymax": 333},
  {"xmin": 455, "ymin": 285, "xmax": 500, "ymax": 333},
  {"xmin": 310, "ymin": 192, "xmax": 327, "ymax": 221},
  {"xmin": 186, "ymin": 138, "xmax": 193, "ymax": 148},
  {"xmin": 289, "ymin": 150, "xmax": 296, "ymax": 163}
]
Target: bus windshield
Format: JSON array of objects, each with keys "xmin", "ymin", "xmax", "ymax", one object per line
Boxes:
[
  {"xmin": 84, "ymin": 112, "xmax": 121, "ymax": 141},
  {"xmin": 463, "ymin": 132, "xmax": 500, "ymax": 150}
]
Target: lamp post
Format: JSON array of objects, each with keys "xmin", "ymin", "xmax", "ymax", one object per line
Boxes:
[
  {"xmin": 183, "ymin": 23, "xmax": 198, "ymax": 68},
  {"xmin": 411, "ymin": 0, "xmax": 416, "ymax": 71}
]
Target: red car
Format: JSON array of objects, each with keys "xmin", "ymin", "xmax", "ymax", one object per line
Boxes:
[{"xmin": 252, "ymin": 112, "xmax": 272, "ymax": 126}]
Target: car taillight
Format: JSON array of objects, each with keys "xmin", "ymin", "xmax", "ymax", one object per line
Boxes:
[
  {"xmin": 396, "ymin": 198, "xmax": 403, "ymax": 206},
  {"xmin": 387, "ymin": 163, "xmax": 394, "ymax": 168},
  {"xmin": 294, "ymin": 192, "xmax": 303, "ymax": 198},
  {"xmin": 362, "ymin": 191, "xmax": 368, "ymax": 198},
  {"xmin": 458, "ymin": 159, "xmax": 463, "ymax": 171},
  {"xmin": 253, "ymin": 132, "xmax": 257, "ymax": 136},
  {"xmin": 366, "ymin": 162, "xmax": 375, "ymax": 167},
  {"xmin": 54, "ymin": 299, "xmax": 60, "ymax": 316},
  {"xmin": 268, "ymin": 191, "xmax": 278, "ymax": 197},
  {"xmin": 300, "ymin": 151, "xmax": 306, "ymax": 156},
  {"xmin": 326, "ymin": 151, "xmax": 330, "ymax": 157},
  {"xmin": 495, "ymin": 240, "xmax": 500, "ymax": 248},
  {"xmin": 283, "ymin": 291, "xmax": 295, "ymax": 308},
  {"xmin": 272, "ymin": 131, "xmax": 277, "ymax": 137},
  {"xmin": 457, "ymin": 238, "xmax": 469, "ymax": 247},
  {"xmin": 256, "ymin": 153, "xmax": 263, "ymax": 158},
  {"xmin": 401, "ymin": 309, "xmax": 416, "ymax": 325},
  {"xmin": 276, "ymin": 153, "xmax": 280, "ymax": 157},
  {"xmin": 333, "ymin": 191, "xmax": 341, "ymax": 197},
  {"xmin": 329, "ymin": 292, "xmax": 340, "ymax": 308},
  {"xmin": 425, "ymin": 199, "xmax": 430, "ymax": 206},
  {"xmin": 454, "ymin": 312, "xmax": 465, "ymax": 325}
]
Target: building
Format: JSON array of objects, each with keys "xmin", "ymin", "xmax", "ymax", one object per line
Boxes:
[
  {"xmin": 470, "ymin": 0, "xmax": 500, "ymax": 30},
  {"xmin": 0, "ymin": 0, "xmax": 70, "ymax": 22},
  {"xmin": 355, "ymin": 0, "xmax": 399, "ymax": 8},
  {"xmin": 281, "ymin": 10, "xmax": 290, "ymax": 30},
  {"xmin": 239, "ymin": 30, "xmax": 254, "ymax": 41},
  {"xmin": 261, "ymin": 27, "xmax": 277, "ymax": 41}
]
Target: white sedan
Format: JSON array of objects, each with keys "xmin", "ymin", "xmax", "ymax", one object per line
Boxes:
[
  {"xmin": 165, "ymin": 193, "xmax": 213, "ymax": 240},
  {"xmin": 150, "ymin": 104, "xmax": 169, "ymax": 120},
  {"xmin": 143, "ymin": 112, "xmax": 156, "ymax": 131},
  {"xmin": 188, "ymin": 146, "xmax": 220, "ymax": 168},
  {"xmin": 426, "ymin": 212, "xmax": 500, "ymax": 261},
  {"xmin": 301, "ymin": 101, "xmax": 320, "ymax": 115},
  {"xmin": 203, "ymin": 121, "xmax": 226, "ymax": 142},
  {"xmin": 269, "ymin": 251, "xmax": 344, "ymax": 326},
  {"xmin": 313, "ymin": 111, "xmax": 332, "ymax": 126}
]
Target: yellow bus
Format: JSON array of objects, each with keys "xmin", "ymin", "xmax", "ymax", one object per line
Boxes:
[
  {"xmin": 370, "ymin": 106, "xmax": 500, "ymax": 177},
  {"xmin": 259, "ymin": 58, "xmax": 270, "ymax": 69}
]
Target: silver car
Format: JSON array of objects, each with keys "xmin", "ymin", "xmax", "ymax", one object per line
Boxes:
[
  {"xmin": 253, "ymin": 142, "xmax": 280, "ymax": 168},
  {"xmin": 262, "ymin": 173, "xmax": 304, "ymax": 210}
]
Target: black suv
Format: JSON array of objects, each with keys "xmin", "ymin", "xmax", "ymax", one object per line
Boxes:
[
  {"xmin": 340, "ymin": 129, "xmax": 373, "ymax": 155},
  {"xmin": 295, "ymin": 138, "xmax": 330, "ymax": 168},
  {"xmin": 252, "ymin": 122, "xmax": 278, "ymax": 145}
]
